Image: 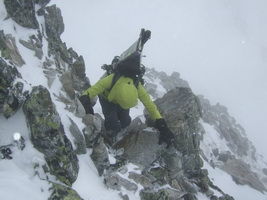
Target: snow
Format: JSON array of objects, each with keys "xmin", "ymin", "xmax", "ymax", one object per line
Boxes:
[
  {"xmin": 1, "ymin": 0, "xmax": 267, "ymax": 199},
  {"xmin": 72, "ymin": 154, "xmax": 122, "ymax": 200},
  {"xmin": 200, "ymin": 120, "xmax": 267, "ymax": 199},
  {"xmin": 0, "ymin": 160, "xmax": 51, "ymax": 200},
  {"xmin": 203, "ymin": 160, "xmax": 267, "ymax": 200},
  {"xmin": 0, "ymin": 111, "xmax": 52, "ymax": 200}
]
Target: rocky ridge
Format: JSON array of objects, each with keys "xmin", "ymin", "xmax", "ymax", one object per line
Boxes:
[{"xmin": 0, "ymin": 1, "xmax": 267, "ymax": 199}]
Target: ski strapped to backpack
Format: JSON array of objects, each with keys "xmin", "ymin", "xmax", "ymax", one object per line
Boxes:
[{"xmin": 101, "ymin": 28, "xmax": 151, "ymax": 91}]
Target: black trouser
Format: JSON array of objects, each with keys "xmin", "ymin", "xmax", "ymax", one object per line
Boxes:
[{"xmin": 99, "ymin": 96, "xmax": 131, "ymax": 133}]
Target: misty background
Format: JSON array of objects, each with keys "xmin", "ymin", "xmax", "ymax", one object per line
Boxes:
[{"xmin": 50, "ymin": 0, "xmax": 267, "ymax": 159}]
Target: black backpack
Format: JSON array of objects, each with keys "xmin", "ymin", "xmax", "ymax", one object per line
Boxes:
[{"xmin": 101, "ymin": 28, "xmax": 151, "ymax": 90}]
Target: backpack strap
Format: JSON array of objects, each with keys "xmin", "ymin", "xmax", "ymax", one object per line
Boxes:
[
  {"xmin": 109, "ymin": 72, "xmax": 140, "ymax": 92},
  {"xmin": 109, "ymin": 72, "xmax": 122, "ymax": 91}
]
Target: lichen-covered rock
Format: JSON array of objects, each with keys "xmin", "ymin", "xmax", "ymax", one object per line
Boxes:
[
  {"xmin": 4, "ymin": 0, "xmax": 39, "ymax": 29},
  {"xmin": 0, "ymin": 58, "xmax": 24, "ymax": 118},
  {"xmin": 3, "ymin": 81, "xmax": 25, "ymax": 118},
  {"xmin": 140, "ymin": 188, "xmax": 185, "ymax": 200},
  {"xmin": 23, "ymin": 85, "xmax": 79, "ymax": 186},
  {"xmin": 49, "ymin": 183, "xmax": 84, "ymax": 200}
]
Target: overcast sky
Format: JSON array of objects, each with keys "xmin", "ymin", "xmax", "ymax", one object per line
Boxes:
[{"xmin": 50, "ymin": 0, "xmax": 267, "ymax": 159}]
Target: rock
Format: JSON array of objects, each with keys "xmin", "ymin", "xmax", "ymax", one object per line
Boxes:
[
  {"xmin": 144, "ymin": 82, "xmax": 158, "ymax": 98},
  {"xmin": 152, "ymin": 87, "xmax": 203, "ymax": 171},
  {"xmin": 44, "ymin": 5, "xmax": 64, "ymax": 39},
  {"xmin": 146, "ymin": 167, "xmax": 168, "ymax": 186},
  {"xmin": 68, "ymin": 117, "xmax": 87, "ymax": 155},
  {"xmin": 44, "ymin": 5, "xmax": 72, "ymax": 64},
  {"xmin": 0, "ymin": 58, "xmax": 24, "ymax": 118},
  {"xmin": 182, "ymin": 193, "xmax": 197, "ymax": 200},
  {"xmin": 218, "ymin": 151, "xmax": 234, "ymax": 163},
  {"xmin": 0, "ymin": 31, "xmax": 25, "ymax": 66},
  {"xmin": 19, "ymin": 34, "xmax": 43, "ymax": 60},
  {"xmin": 82, "ymin": 114, "xmax": 103, "ymax": 148},
  {"xmin": 90, "ymin": 137, "xmax": 110, "ymax": 176},
  {"xmin": 145, "ymin": 68, "xmax": 190, "ymax": 93},
  {"xmin": 3, "ymin": 82, "xmax": 25, "ymax": 118},
  {"xmin": 73, "ymin": 56, "xmax": 86, "ymax": 79},
  {"xmin": 48, "ymin": 182, "xmax": 84, "ymax": 200},
  {"xmin": 218, "ymin": 194, "xmax": 235, "ymax": 200},
  {"xmin": 178, "ymin": 177, "xmax": 198, "ymax": 194},
  {"xmin": 4, "ymin": 0, "xmax": 39, "ymax": 29},
  {"xmin": 128, "ymin": 172, "xmax": 153, "ymax": 189},
  {"xmin": 119, "ymin": 193, "xmax": 130, "ymax": 200},
  {"xmin": 43, "ymin": 68, "xmax": 57, "ymax": 88},
  {"xmin": 198, "ymin": 95, "xmax": 252, "ymax": 157},
  {"xmin": 60, "ymin": 70, "xmax": 75, "ymax": 99},
  {"xmin": 140, "ymin": 188, "xmax": 185, "ymax": 200},
  {"xmin": 104, "ymin": 172, "xmax": 138, "ymax": 192},
  {"xmin": 23, "ymin": 85, "xmax": 79, "ymax": 186},
  {"xmin": 126, "ymin": 117, "xmax": 147, "ymax": 133},
  {"xmin": 218, "ymin": 157, "xmax": 267, "ymax": 193},
  {"xmin": 114, "ymin": 129, "xmax": 164, "ymax": 167},
  {"xmin": 35, "ymin": 0, "xmax": 51, "ymax": 8}
]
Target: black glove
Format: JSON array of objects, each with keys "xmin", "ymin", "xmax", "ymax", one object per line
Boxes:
[
  {"xmin": 155, "ymin": 118, "xmax": 174, "ymax": 148},
  {"xmin": 79, "ymin": 95, "xmax": 94, "ymax": 115}
]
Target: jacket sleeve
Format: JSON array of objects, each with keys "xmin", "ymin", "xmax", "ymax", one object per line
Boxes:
[
  {"xmin": 82, "ymin": 74, "xmax": 113, "ymax": 99},
  {"xmin": 138, "ymin": 84, "xmax": 162, "ymax": 120}
]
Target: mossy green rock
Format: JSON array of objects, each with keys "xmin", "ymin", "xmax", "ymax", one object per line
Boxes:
[
  {"xmin": 23, "ymin": 85, "xmax": 79, "ymax": 186},
  {"xmin": 140, "ymin": 188, "xmax": 185, "ymax": 200},
  {"xmin": 0, "ymin": 58, "xmax": 23, "ymax": 118},
  {"xmin": 49, "ymin": 183, "xmax": 84, "ymax": 200}
]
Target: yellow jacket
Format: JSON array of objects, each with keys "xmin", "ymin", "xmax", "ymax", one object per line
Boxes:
[{"xmin": 82, "ymin": 74, "xmax": 162, "ymax": 120}]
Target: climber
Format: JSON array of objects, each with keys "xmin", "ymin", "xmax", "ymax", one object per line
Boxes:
[{"xmin": 79, "ymin": 72, "xmax": 174, "ymax": 148}]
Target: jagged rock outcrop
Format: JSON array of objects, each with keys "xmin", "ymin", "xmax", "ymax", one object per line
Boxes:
[
  {"xmin": 219, "ymin": 156, "xmax": 266, "ymax": 193},
  {"xmin": 19, "ymin": 34, "xmax": 43, "ymax": 60},
  {"xmin": 23, "ymin": 85, "xmax": 79, "ymax": 186},
  {"xmin": 0, "ymin": 58, "xmax": 25, "ymax": 118},
  {"xmin": 109, "ymin": 87, "xmax": 234, "ymax": 199},
  {"xmin": 4, "ymin": 0, "xmax": 39, "ymax": 29},
  {"xmin": 68, "ymin": 117, "xmax": 87, "ymax": 155},
  {"xmin": 1, "ymin": 2, "xmax": 88, "ymax": 198},
  {"xmin": 49, "ymin": 183, "xmax": 84, "ymax": 200},
  {"xmin": 0, "ymin": 31, "xmax": 25, "ymax": 66},
  {"xmin": 198, "ymin": 95, "xmax": 267, "ymax": 193},
  {"xmin": 199, "ymin": 95, "xmax": 250, "ymax": 157},
  {"xmin": 144, "ymin": 68, "xmax": 190, "ymax": 99},
  {"xmin": 91, "ymin": 137, "xmax": 110, "ymax": 176}
]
